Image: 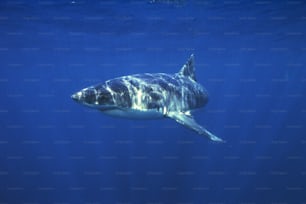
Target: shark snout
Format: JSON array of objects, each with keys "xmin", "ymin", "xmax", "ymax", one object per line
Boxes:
[
  {"xmin": 71, "ymin": 87, "xmax": 98, "ymax": 105},
  {"xmin": 71, "ymin": 91, "xmax": 82, "ymax": 102}
]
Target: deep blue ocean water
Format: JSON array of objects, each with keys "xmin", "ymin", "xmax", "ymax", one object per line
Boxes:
[{"xmin": 1, "ymin": 0, "xmax": 306, "ymax": 203}]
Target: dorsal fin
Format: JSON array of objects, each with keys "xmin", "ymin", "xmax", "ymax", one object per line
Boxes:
[{"xmin": 178, "ymin": 54, "xmax": 196, "ymax": 81}]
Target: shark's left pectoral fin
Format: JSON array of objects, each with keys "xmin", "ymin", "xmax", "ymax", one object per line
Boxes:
[{"xmin": 167, "ymin": 112, "xmax": 224, "ymax": 142}]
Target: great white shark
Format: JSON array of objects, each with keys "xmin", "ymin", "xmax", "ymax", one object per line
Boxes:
[{"xmin": 71, "ymin": 54, "xmax": 223, "ymax": 142}]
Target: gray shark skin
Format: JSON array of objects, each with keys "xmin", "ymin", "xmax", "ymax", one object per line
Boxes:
[{"xmin": 71, "ymin": 54, "xmax": 223, "ymax": 142}]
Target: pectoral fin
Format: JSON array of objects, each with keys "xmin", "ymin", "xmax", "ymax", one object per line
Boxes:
[{"xmin": 167, "ymin": 112, "xmax": 224, "ymax": 142}]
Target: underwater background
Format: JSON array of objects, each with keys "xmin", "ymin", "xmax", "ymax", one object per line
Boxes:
[{"xmin": 1, "ymin": 0, "xmax": 306, "ymax": 203}]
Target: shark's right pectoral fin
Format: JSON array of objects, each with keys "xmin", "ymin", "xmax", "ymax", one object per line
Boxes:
[{"xmin": 167, "ymin": 112, "xmax": 224, "ymax": 142}]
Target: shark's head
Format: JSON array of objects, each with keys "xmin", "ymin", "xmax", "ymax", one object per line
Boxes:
[{"xmin": 71, "ymin": 85, "xmax": 116, "ymax": 110}]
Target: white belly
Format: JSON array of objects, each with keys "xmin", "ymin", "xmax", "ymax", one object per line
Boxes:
[{"xmin": 102, "ymin": 108, "xmax": 164, "ymax": 119}]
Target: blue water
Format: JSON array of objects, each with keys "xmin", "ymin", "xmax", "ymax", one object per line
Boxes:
[{"xmin": 1, "ymin": 0, "xmax": 306, "ymax": 203}]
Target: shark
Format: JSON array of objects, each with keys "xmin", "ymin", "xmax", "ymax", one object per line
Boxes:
[{"xmin": 71, "ymin": 54, "xmax": 223, "ymax": 142}]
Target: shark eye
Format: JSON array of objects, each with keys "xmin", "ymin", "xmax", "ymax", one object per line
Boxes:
[
  {"xmin": 97, "ymin": 90, "xmax": 112, "ymax": 104},
  {"xmin": 84, "ymin": 89, "xmax": 96, "ymax": 104}
]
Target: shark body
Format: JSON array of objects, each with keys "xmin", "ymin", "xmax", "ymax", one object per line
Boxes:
[{"xmin": 72, "ymin": 54, "xmax": 223, "ymax": 142}]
